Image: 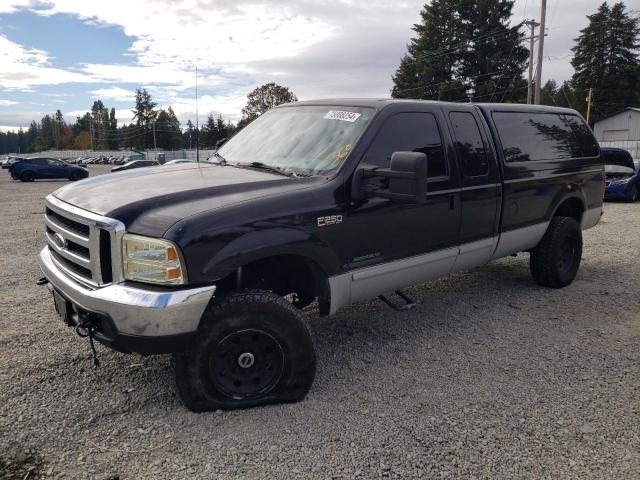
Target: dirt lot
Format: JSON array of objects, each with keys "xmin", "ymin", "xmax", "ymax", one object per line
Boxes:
[{"xmin": 0, "ymin": 165, "xmax": 639, "ymax": 479}]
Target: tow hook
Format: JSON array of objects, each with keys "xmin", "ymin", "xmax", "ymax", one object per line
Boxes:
[
  {"xmin": 76, "ymin": 316, "xmax": 102, "ymax": 368},
  {"xmin": 36, "ymin": 277, "xmax": 49, "ymax": 286}
]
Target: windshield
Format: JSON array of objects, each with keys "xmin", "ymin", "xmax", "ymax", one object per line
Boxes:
[
  {"xmin": 216, "ymin": 105, "xmax": 374, "ymax": 175},
  {"xmin": 605, "ymin": 164, "xmax": 635, "ymax": 175}
]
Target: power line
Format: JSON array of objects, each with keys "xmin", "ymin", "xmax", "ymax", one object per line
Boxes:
[
  {"xmin": 392, "ymin": 69, "xmax": 508, "ymax": 95},
  {"xmin": 452, "ymin": 83, "xmax": 529, "ymax": 103},
  {"xmin": 393, "ymin": 23, "xmax": 528, "ymax": 100},
  {"xmin": 416, "ymin": 24, "xmax": 523, "ymax": 61},
  {"xmin": 413, "ymin": 25, "xmax": 524, "ymax": 67}
]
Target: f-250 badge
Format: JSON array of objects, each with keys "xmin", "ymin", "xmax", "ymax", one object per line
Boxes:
[{"xmin": 317, "ymin": 215, "xmax": 343, "ymax": 227}]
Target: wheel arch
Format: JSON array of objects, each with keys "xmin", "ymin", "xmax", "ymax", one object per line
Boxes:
[
  {"xmin": 20, "ymin": 169, "xmax": 36, "ymax": 180},
  {"xmin": 548, "ymin": 194, "xmax": 586, "ymax": 224},
  {"xmin": 196, "ymin": 228, "xmax": 338, "ymax": 315}
]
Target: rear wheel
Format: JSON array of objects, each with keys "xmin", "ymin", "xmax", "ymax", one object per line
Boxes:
[
  {"xmin": 20, "ymin": 171, "xmax": 35, "ymax": 182},
  {"xmin": 174, "ymin": 289, "xmax": 316, "ymax": 412},
  {"xmin": 530, "ymin": 216, "xmax": 582, "ymax": 288}
]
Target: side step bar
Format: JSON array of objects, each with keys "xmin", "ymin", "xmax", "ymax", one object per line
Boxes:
[{"xmin": 378, "ymin": 290, "xmax": 417, "ymax": 312}]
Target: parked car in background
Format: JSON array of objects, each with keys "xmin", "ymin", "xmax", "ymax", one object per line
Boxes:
[
  {"xmin": 2, "ymin": 156, "xmax": 24, "ymax": 169},
  {"xmin": 164, "ymin": 158, "xmax": 194, "ymax": 165},
  {"xmin": 603, "ymin": 147, "xmax": 639, "ymax": 202},
  {"xmin": 110, "ymin": 160, "xmax": 159, "ymax": 172},
  {"xmin": 10, "ymin": 157, "xmax": 89, "ymax": 182}
]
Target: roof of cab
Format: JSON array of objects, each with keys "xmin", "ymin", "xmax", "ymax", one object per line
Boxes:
[{"xmin": 282, "ymin": 98, "xmax": 580, "ymax": 116}]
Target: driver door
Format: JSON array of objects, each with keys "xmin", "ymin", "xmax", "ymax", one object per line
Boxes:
[
  {"xmin": 343, "ymin": 109, "xmax": 461, "ymax": 302},
  {"xmin": 44, "ymin": 158, "xmax": 65, "ymax": 178}
]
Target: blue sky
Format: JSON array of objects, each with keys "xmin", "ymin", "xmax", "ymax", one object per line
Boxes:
[
  {"xmin": 0, "ymin": 9, "xmax": 138, "ymax": 122},
  {"xmin": 0, "ymin": 0, "xmax": 608, "ymax": 131}
]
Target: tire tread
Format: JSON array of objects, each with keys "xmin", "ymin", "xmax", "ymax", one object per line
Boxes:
[
  {"xmin": 530, "ymin": 216, "xmax": 582, "ymax": 288},
  {"xmin": 175, "ymin": 289, "xmax": 315, "ymax": 412}
]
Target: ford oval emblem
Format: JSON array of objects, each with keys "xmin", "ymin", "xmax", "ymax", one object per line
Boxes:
[{"xmin": 52, "ymin": 232, "xmax": 68, "ymax": 250}]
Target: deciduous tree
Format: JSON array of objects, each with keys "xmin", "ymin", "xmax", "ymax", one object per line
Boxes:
[{"xmin": 241, "ymin": 83, "xmax": 297, "ymax": 122}]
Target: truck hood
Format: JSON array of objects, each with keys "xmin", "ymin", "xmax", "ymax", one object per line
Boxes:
[{"xmin": 53, "ymin": 163, "xmax": 312, "ymax": 236}]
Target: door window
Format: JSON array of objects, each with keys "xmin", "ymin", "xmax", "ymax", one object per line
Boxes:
[
  {"xmin": 365, "ymin": 112, "xmax": 447, "ymax": 178},
  {"xmin": 449, "ymin": 112, "xmax": 489, "ymax": 177},
  {"xmin": 492, "ymin": 112, "xmax": 597, "ymax": 162}
]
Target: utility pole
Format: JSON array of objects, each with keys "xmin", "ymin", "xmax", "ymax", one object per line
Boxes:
[
  {"xmin": 534, "ymin": 0, "xmax": 547, "ymax": 104},
  {"xmin": 152, "ymin": 120, "xmax": 157, "ymax": 151},
  {"xmin": 89, "ymin": 122, "xmax": 94, "ymax": 151},
  {"xmin": 195, "ymin": 66, "xmax": 200, "ymax": 163},
  {"xmin": 524, "ymin": 19, "xmax": 540, "ymax": 104},
  {"xmin": 585, "ymin": 88, "xmax": 593, "ymax": 124}
]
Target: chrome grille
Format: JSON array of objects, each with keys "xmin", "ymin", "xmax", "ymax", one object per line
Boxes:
[{"xmin": 44, "ymin": 195, "xmax": 125, "ymax": 287}]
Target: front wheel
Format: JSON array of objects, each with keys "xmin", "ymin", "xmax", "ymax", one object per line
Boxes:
[
  {"xmin": 69, "ymin": 171, "xmax": 83, "ymax": 181},
  {"xmin": 20, "ymin": 171, "xmax": 35, "ymax": 182},
  {"xmin": 530, "ymin": 216, "xmax": 583, "ymax": 288},
  {"xmin": 174, "ymin": 289, "xmax": 316, "ymax": 412},
  {"xmin": 627, "ymin": 185, "xmax": 638, "ymax": 203}
]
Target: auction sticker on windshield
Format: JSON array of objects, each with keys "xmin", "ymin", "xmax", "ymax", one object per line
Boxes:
[{"xmin": 324, "ymin": 110, "xmax": 362, "ymax": 122}]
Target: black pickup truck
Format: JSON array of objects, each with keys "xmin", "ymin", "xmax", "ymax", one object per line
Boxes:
[{"xmin": 38, "ymin": 99, "xmax": 603, "ymax": 411}]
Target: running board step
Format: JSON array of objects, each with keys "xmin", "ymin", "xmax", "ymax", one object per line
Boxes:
[{"xmin": 378, "ymin": 290, "xmax": 417, "ymax": 312}]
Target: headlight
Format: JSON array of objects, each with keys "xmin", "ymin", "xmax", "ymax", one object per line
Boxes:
[
  {"xmin": 122, "ymin": 234, "xmax": 185, "ymax": 285},
  {"xmin": 609, "ymin": 177, "xmax": 632, "ymax": 185}
]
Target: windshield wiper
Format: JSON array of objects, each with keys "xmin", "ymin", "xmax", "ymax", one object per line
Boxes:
[
  {"xmin": 235, "ymin": 161, "xmax": 293, "ymax": 177},
  {"xmin": 209, "ymin": 151, "xmax": 228, "ymax": 165}
]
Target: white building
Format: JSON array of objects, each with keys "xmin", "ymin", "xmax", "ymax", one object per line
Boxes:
[{"xmin": 593, "ymin": 107, "xmax": 640, "ymax": 160}]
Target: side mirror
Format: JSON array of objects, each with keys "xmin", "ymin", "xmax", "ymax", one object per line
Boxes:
[{"xmin": 353, "ymin": 151, "xmax": 428, "ymax": 204}]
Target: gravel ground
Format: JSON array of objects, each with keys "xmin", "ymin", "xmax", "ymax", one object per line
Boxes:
[{"xmin": 0, "ymin": 165, "xmax": 639, "ymax": 479}]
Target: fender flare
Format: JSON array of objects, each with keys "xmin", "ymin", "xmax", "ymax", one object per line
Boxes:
[
  {"xmin": 199, "ymin": 227, "xmax": 340, "ymax": 284},
  {"xmin": 546, "ymin": 190, "xmax": 586, "ymax": 223}
]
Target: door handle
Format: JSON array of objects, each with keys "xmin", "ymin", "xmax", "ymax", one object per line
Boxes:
[{"xmin": 449, "ymin": 195, "xmax": 455, "ymax": 210}]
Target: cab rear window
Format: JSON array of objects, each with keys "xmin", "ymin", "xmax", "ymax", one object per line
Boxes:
[{"xmin": 493, "ymin": 112, "xmax": 599, "ymax": 162}]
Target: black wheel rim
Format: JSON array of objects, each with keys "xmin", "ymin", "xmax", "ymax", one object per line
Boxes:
[
  {"xmin": 557, "ymin": 236, "xmax": 577, "ymax": 274},
  {"xmin": 209, "ymin": 329, "xmax": 284, "ymax": 399}
]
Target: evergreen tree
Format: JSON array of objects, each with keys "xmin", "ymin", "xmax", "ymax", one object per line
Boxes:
[
  {"xmin": 392, "ymin": 0, "xmax": 528, "ymax": 102},
  {"xmin": 91, "ymin": 100, "xmax": 109, "ymax": 149},
  {"xmin": 132, "ymin": 88, "xmax": 157, "ymax": 149},
  {"xmin": 571, "ymin": 2, "xmax": 640, "ymax": 122},
  {"xmin": 154, "ymin": 107, "xmax": 182, "ymax": 150},
  {"xmin": 108, "ymin": 108, "xmax": 118, "ymax": 149},
  {"xmin": 540, "ymin": 79, "xmax": 559, "ymax": 106},
  {"xmin": 54, "ymin": 109, "xmax": 64, "ymax": 149},
  {"xmin": 215, "ymin": 115, "xmax": 227, "ymax": 146},
  {"xmin": 35, "ymin": 115, "xmax": 55, "ymax": 151},
  {"xmin": 392, "ymin": 0, "xmax": 465, "ymax": 100},
  {"xmin": 200, "ymin": 114, "xmax": 218, "ymax": 148},
  {"xmin": 184, "ymin": 120, "xmax": 196, "ymax": 149},
  {"xmin": 26, "ymin": 122, "xmax": 37, "ymax": 152}
]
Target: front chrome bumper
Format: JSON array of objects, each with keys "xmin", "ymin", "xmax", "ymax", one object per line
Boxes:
[{"xmin": 38, "ymin": 247, "xmax": 216, "ymax": 337}]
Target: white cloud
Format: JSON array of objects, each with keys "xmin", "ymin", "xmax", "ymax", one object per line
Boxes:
[
  {"xmin": 33, "ymin": 1, "xmax": 334, "ymax": 65},
  {"xmin": 0, "ymin": 99, "xmax": 19, "ymax": 106},
  {"xmin": 0, "ymin": 0, "xmax": 603, "ymax": 126},
  {"xmin": 0, "ymin": 35, "xmax": 92, "ymax": 90},
  {"xmin": 0, "ymin": 0, "xmax": 30, "ymax": 14},
  {"xmin": 90, "ymin": 86, "xmax": 135, "ymax": 102}
]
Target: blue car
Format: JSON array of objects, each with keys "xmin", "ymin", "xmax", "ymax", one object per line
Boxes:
[
  {"xmin": 10, "ymin": 157, "xmax": 88, "ymax": 182},
  {"xmin": 603, "ymin": 147, "xmax": 639, "ymax": 203}
]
